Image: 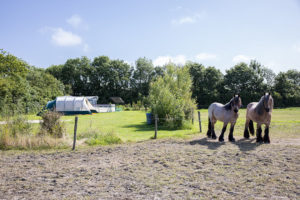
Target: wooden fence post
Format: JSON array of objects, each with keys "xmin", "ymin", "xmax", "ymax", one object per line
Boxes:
[
  {"xmin": 154, "ymin": 114, "xmax": 158, "ymax": 139},
  {"xmin": 72, "ymin": 116, "xmax": 78, "ymax": 150},
  {"xmin": 198, "ymin": 111, "xmax": 202, "ymax": 133}
]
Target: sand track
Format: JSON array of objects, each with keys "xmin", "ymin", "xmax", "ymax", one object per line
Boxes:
[{"xmin": 0, "ymin": 137, "xmax": 299, "ymax": 199}]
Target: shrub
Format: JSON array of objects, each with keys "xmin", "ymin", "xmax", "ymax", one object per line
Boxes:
[
  {"xmin": 149, "ymin": 64, "xmax": 196, "ymax": 129},
  {"xmin": 0, "ymin": 115, "xmax": 66, "ymax": 150},
  {"xmin": 6, "ymin": 115, "xmax": 32, "ymax": 137},
  {"xmin": 39, "ymin": 111, "xmax": 64, "ymax": 138}
]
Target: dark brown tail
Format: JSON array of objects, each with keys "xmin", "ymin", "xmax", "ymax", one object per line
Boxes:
[
  {"xmin": 249, "ymin": 120, "xmax": 254, "ymax": 135},
  {"xmin": 207, "ymin": 118, "xmax": 212, "ymax": 137}
]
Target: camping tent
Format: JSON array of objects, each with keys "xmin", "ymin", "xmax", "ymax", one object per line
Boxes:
[{"xmin": 46, "ymin": 96, "xmax": 97, "ymax": 115}]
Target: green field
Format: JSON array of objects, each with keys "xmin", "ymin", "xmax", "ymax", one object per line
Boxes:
[{"xmin": 23, "ymin": 107, "xmax": 300, "ymax": 143}]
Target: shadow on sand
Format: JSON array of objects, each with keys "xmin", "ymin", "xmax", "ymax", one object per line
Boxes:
[
  {"xmin": 189, "ymin": 137, "xmax": 226, "ymax": 150},
  {"xmin": 233, "ymin": 138, "xmax": 262, "ymax": 151},
  {"xmin": 190, "ymin": 136, "xmax": 262, "ymax": 151}
]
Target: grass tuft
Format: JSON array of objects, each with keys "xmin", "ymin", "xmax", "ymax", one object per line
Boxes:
[{"xmin": 85, "ymin": 131, "xmax": 122, "ymax": 146}]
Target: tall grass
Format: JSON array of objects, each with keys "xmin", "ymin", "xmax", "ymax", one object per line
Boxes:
[
  {"xmin": 0, "ymin": 114, "xmax": 66, "ymax": 150},
  {"xmin": 84, "ymin": 130, "xmax": 122, "ymax": 146}
]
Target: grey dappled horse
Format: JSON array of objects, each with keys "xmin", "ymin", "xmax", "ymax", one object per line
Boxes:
[
  {"xmin": 244, "ymin": 93, "xmax": 274, "ymax": 143},
  {"xmin": 207, "ymin": 95, "xmax": 242, "ymax": 142}
]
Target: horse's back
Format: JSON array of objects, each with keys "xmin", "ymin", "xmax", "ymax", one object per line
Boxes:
[
  {"xmin": 208, "ymin": 102, "xmax": 223, "ymax": 112},
  {"xmin": 208, "ymin": 102, "xmax": 224, "ymax": 119},
  {"xmin": 246, "ymin": 102, "xmax": 258, "ymax": 120},
  {"xmin": 247, "ymin": 102, "xmax": 258, "ymax": 112}
]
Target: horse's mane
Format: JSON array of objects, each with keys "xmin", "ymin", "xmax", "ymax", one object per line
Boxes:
[
  {"xmin": 255, "ymin": 94, "xmax": 273, "ymax": 115},
  {"xmin": 255, "ymin": 96, "xmax": 265, "ymax": 115},
  {"xmin": 224, "ymin": 96, "xmax": 241, "ymax": 111},
  {"xmin": 224, "ymin": 99, "xmax": 232, "ymax": 111}
]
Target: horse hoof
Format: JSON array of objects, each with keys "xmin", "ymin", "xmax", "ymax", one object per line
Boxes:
[
  {"xmin": 244, "ymin": 130, "xmax": 250, "ymax": 139},
  {"xmin": 207, "ymin": 134, "xmax": 212, "ymax": 138},
  {"xmin": 256, "ymin": 137, "xmax": 263, "ymax": 143},
  {"xmin": 219, "ymin": 137, "xmax": 224, "ymax": 142},
  {"xmin": 264, "ymin": 138, "xmax": 270, "ymax": 144},
  {"xmin": 212, "ymin": 135, "xmax": 217, "ymax": 140},
  {"xmin": 229, "ymin": 138, "xmax": 235, "ymax": 142}
]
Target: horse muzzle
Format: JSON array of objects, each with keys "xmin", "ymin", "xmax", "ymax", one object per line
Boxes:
[
  {"xmin": 234, "ymin": 109, "xmax": 238, "ymax": 113},
  {"xmin": 265, "ymin": 108, "xmax": 270, "ymax": 112}
]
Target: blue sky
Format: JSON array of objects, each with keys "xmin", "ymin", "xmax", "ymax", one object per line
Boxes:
[{"xmin": 1, "ymin": 0, "xmax": 300, "ymax": 73}]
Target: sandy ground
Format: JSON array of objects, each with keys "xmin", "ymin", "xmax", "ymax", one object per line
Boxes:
[{"xmin": 0, "ymin": 136, "xmax": 299, "ymax": 200}]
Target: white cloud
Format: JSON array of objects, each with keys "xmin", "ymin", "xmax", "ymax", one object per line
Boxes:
[
  {"xmin": 83, "ymin": 43, "xmax": 89, "ymax": 52},
  {"xmin": 124, "ymin": 60, "xmax": 134, "ymax": 66},
  {"xmin": 232, "ymin": 55, "xmax": 253, "ymax": 64},
  {"xmin": 195, "ymin": 53, "xmax": 217, "ymax": 61},
  {"xmin": 171, "ymin": 12, "xmax": 204, "ymax": 25},
  {"xmin": 51, "ymin": 28, "xmax": 82, "ymax": 46},
  {"xmin": 170, "ymin": 6, "xmax": 183, "ymax": 12},
  {"xmin": 293, "ymin": 43, "xmax": 300, "ymax": 53},
  {"xmin": 153, "ymin": 55, "xmax": 186, "ymax": 66},
  {"xmin": 66, "ymin": 15, "xmax": 82, "ymax": 28}
]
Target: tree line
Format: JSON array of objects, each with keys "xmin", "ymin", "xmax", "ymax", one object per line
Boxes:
[
  {"xmin": 0, "ymin": 50, "xmax": 64, "ymax": 115},
  {"xmin": 46, "ymin": 56, "xmax": 300, "ymax": 108},
  {"xmin": 1, "ymin": 49, "xmax": 300, "ymax": 116}
]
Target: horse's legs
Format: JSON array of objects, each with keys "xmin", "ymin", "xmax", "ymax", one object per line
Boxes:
[
  {"xmin": 207, "ymin": 117, "xmax": 212, "ymax": 138},
  {"xmin": 218, "ymin": 122, "xmax": 228, "ymax": 142},
  {"xmin": 244, "ymin": 118, "xmax": 250, "ymax": 139},
  {"xmin": 256, "ymin": 123, "xmax": 263, "ymax": 143},
  {"xmin": 263, "ymin": 125, "xmax": 270, "ymax": 143},
  {"xmin": 211, "ymin": 119, "xmax": 217, "ymax": 140},
  {"xmin": 228, "ymin": 123, "xmax": 236, "ymax": 142}
]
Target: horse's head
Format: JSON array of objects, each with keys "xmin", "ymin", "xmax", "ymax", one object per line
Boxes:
[
  {"xmin": 231, "ymin": 94, "xmax": 242, "ymax": 113},
  {"xmin": 263, "ymin": 93, "xmax": 273, "ymax": 112}
]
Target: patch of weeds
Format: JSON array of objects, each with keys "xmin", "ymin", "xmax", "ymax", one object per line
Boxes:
[
  {"xmin": 0, "ymin": 115, "xmax": 67, "ymax": 150},
  {"xmin": 77, "ymin": 129, "xmax": 99, "ymax": 140},
  {"xmin": 5, "ymin": 115, "xmax": 32, "ymax": 137},
  {"xmin": 85, "ymin": 131, "xmax": 122, "ymax": 146},
  {"xmin": 39, "ymin": 111, "xmax": 64, "ymax": 138}
]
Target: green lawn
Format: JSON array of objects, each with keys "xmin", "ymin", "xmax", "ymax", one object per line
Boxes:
[
  {"xmin": 54, "ymin": 108, "xmax": 300, "ymax": 141},
  {"xmin": 4, "ymin": 108, "xmax": 300, "ymax": 143}
]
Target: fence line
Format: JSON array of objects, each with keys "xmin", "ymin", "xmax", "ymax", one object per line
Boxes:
[{"xmin": 152, "ymin": 111, "xmax": 202, "ymax": 139}]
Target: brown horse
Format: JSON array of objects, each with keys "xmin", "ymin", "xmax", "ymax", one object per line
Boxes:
[{"xmin": 244, "ymin": 93, "xmax": 274, "ymax": 143}]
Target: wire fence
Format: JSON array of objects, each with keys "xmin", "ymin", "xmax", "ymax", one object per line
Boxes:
[
  {"xmin": 72, "ymin": 111, "xmax": 202, "ymax": 150},
  {"xmin": 151, "ymin": 111, "xmax": 202, "ymax": 139}
]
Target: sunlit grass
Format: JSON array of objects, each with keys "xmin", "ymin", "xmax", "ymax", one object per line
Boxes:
[
  {"xmin": 61, "ymin": 107, "xmax": 300, "ymax": 142},
  {"xmin": 2, "ymin": 108, "xmax": 300, "ymax": 145}
]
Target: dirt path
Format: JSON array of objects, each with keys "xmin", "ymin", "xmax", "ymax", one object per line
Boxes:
[{"xmin": 0, "ymin": 137, "xmax": 299, "ymax": 199}]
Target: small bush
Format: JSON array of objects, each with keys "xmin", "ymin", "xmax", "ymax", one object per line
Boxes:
[
  {"xmin": 149, "ymin": 64, "xmax": 196, "ymax": 129},
  {"xmin": 85, "ymin": 131, "xmax": 122, "ymax": 146},
  {"xmin": 39, "ymin": 111, "xmax": 64, "ymax": 138},
  {"xmin": 4, "ymin": 115, "xmax": 32, "ymax": 137},
  {"xmin": 0, "ymin": 115, "xmax": 66, "ymax": 150}
]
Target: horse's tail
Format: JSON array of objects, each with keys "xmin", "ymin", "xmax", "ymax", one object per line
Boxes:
[
  {"xmin": 207, "ymin": 117, "xmax": 212, "ymax": 137},
  {"xmin": 249, "ymin": 120, "xmax": 254, "ymax": 135}
]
